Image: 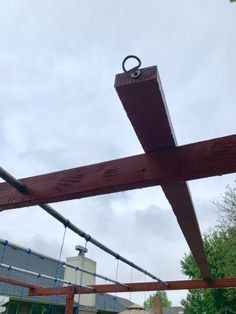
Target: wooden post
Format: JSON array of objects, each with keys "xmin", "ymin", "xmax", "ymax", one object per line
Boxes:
[{"xmin": 65, "ymin": 286, "xmax": 75, "ymax": 314}]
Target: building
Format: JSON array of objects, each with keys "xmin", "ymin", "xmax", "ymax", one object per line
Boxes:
[
  {"xmin": 162, "ymin": 307, "xmax": 183, "ymax": 314},
  {"xmin": 0, "ymin": 239, "xmax": 132, "ymax": 313},
  {"xmin": 0, "ymin": 240, "xmax": 184, "ymax": 314}
]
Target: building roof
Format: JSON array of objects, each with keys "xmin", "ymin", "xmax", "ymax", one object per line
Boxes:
[
  {"xmin": 119, "ymin": 303, "xmax": 150, "ymax": 314},
  {"xmin": 96, "ymin": 294, "xmax": 133, "ymax": 312},
  {"xmin": 163, "ymin": 307, "xmax": 183, "ymax": 314},
  {"xmin": 0, "ymin": 239, "xmax": 65, "ymax": 303},
  {"xmin": 0, "ymin": 239, "xmax": 134, "ymax": 311}
]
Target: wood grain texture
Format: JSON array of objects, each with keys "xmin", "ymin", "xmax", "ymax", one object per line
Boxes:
[
  {"xmin": 115, "ymin": 66, "xmax": 177, "ymax": 151},
  {"xmin": 115, "ymin": 66, "xmax": 212, "ymax": 278},
  {"xmin": 0, "ymin": 135, "xmax": 235, "ymax": 211},
  {"xmin": 29, "ymin": 278, "xmax": 236, "ymax": 296}
]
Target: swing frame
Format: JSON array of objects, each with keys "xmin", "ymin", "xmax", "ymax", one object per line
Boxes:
[{"xmin": 0, "ymin": 64, "xmax": 236, "ymax": 313}]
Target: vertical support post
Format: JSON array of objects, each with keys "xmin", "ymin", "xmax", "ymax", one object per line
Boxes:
[{"xmin": 65, "ymin": 286, "xmax": 75, "ymax": 314}]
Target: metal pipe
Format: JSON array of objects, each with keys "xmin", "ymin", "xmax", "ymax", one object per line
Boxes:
[
  {"xmin": 62, "ymin": 261, "xmax": 128, "ymax": 288},
  {"xmin": 0, "ymin": 167, "xmax": 27, "ymax": 193},
  {"xmin": 0, "ymin": 263, "xmax": 93, "ymax": 290},
  {"xmin": 40, "ymin": 204, "xmax": 166, "ymax": 284},
  {"xmin": 0, "ymin": 239, "xmax": 128, "ymax": 287},
  {"xmin": 0, "ymin": 167, "xmax": 166, "ymax": 285},
  {"xmin": 0, "ymin": 238, "xmax": 60, "ymax": 263}
]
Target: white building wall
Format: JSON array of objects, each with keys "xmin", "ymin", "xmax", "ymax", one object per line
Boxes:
[{"xmin": 64, "ymin": 256, "xmax": 96, "ymax": 306}]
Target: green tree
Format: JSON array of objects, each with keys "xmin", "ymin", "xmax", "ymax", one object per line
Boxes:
[
  {"xmin": 144, "ymin": 291, "xmax": 171, "ymax": 309},
  {"xmin": 180, "ymin": 182, "xmax": 236, "ymax": 313},
  {"xmin": 215, "ymin": 183, "xmax": 236, "ymax": 231}
]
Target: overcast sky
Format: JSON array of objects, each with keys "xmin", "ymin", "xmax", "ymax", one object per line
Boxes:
[{"xmin": 0, "ymin": 0, "xmax": 235, "ymax": 306}]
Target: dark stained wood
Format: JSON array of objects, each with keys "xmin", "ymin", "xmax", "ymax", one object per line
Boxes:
[
  {"xmin": 115, "ymin": 66, "xmax": 212, "ymax": 278},
  {"xmin": 0, "ymin": 135, "xmax": 236, "ymax": 211},
  {"xmin": 28, "ymin": 285, "xmax": 68, "ymax": 296},
  {"xmin": 0, "ymin": 275, "xmax": 39, "ymax": 290},
  {"xmin": 162, "ymin": 182, "xmax": 209, "ymax": 277},
  {"xmin": 29, "ymin": 278, "xmax": 236, "ymax": 296},
  {"xmin": 115, "ymin": 66, "xmax": 176, "ymax": 151},
  {"xmin": 82, "ymin": 278, "xmax": 236, "ymax": 293},
  {"xmin": 65, "ymin": 286, "xmax": 75, "ymax": 314}
]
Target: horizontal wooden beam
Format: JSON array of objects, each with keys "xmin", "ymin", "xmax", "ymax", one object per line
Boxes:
[
  {"xmin": 29, "ymin": 278, "xmax": 236, "ymax": 296},
  {"xmin": 115, "ymin": 65, "xmax": 211, "ymax": 279},
  {"xmin": 29, "ymin": 286, "xmax": 68, "ymax": 296},
  {"xmin": 0, "ymin": 275, "xmax": 40, "ymax": 290},
  {"xmin": 0, "ymin": 134, "xmax": 235, "ymax": 211}
]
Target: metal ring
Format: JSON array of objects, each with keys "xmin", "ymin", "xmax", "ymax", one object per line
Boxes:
[{"xmin": 122, "ymin": 55, "xmax": 142, "ymax": 79}]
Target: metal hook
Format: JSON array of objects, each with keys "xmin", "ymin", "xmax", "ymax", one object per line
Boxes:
[{"xmin": 122, "ymin": 55, "xmax": 142, "ymax": 79}]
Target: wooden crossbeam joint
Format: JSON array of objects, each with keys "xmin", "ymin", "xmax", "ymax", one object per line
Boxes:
[{"xmin": 0, "ymin": 135, "xmax": 235, "ymax": 212}]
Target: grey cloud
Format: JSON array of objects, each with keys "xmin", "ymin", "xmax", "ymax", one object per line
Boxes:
[
  {"xmin": 0, "ymin": 0, "xmax": 235, "ymax": 306},
  {"xmin": 135, "ymin": 205, "xmax": 184, "ymax": 243}
]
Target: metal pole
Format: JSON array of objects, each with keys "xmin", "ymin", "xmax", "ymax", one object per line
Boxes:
[
  {"xmin": 40, "ymin": 204, "xmax": 166, "ymax": 284},
  {"xmin": 0, "ymin": 263, "xmax": 93, "ymax": 290},
  {"xmin": 0, "ymin": 167, "xmax": 27, "ymax": 194},
  {"xmin": 0, "ymin": 167, "xmax": 167, "ymax": 285},
  {"xmin": 0, "ymin": 239, "xmax": 128, "ymax": 287}
]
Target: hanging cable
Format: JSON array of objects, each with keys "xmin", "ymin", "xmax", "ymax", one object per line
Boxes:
[
  {"xmin": 0, "ymin": 240, "xmax": 9, "ymax": 295},
  {"xmin": 128, "ymin": 266, "xmax": 134, "ymax": 314},
  {"xmin": 113, "ymin": 258, "xmax": 120, "ymax": 312},
  {"xmin": 0, "ymin": 239, "xmax": 127, "ymax": 288},
  {"xmin": 19, "ymin": 248, "xmax": 32, "ymax": 298},
  {"xmin": 0, "ymin": 263, "xmax": 93, "ymax": 289},
  {"xmin": 129, "ymin": 266, "xmax": 134, "ymax": 305},
  {"xmin": 143, "ymin": 274, "xmax": 147, "ymax": 309},
  {"xmin": 0, "ymin": 240, "xmax": 8, "ymax": 264},
  {"xmin": 50, "ymin": 225, "xmax": 67, "ymax": 314},
  {"xmin": 0, "ymin": 166, "xmax": 167, "ymax": 286},
  {"xmin": 103, "ymin": 278, "xmax": 107, "ymax": 311},
  {"xmin": 41, "ymin": 204, "xmax": 166, "ymax": 285}
]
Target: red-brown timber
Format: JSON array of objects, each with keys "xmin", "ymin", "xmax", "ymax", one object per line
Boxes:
[
  {"xmin": 116, "ymin": 66, "xmax": 229, "ymax": 279},
  {"xmin": 28, "ymin": 278, "xmax": 236, "ymax": 296},
  {"xmin": 0, "ymin": 135, "xmax": 235, "ymax": 212},
  {"xmin": 65, "ymin": 286, "xmax": 75, "ymax": 314}
]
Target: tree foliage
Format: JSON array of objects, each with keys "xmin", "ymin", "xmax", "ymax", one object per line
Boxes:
[
  {"xmin": 144, "ymin": 291, "xmax": 171, "ymax": 309},
  {"xmin": 180, "ymin": 182, "xmax": 236, "ymax": 313},
  {"xmin": 215, "ymin": 183, "xmax": 236, "ymax": 231}
]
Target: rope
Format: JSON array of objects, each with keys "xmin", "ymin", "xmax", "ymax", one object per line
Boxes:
[
  {"xmin": 1, "ymin": 265, "xmax": 12, "ymax": 296},
  {"xmin": 103, "ymin": 278, "xmax": 107, "ymax": 311},
  {"xmin": 113, "ymin": 258, "xmax": 120, "ymax": 312},
  {"xmin": 129, "ymin": 266, "xmax": 133, "ymax": 304},
  {"xmin": 128, "ymin": 267, "xmax": 133, "ymax": 314},
  {"xmin": 49, "ymin": 226, "xmax": 67, "ymax": 313},
  {"xmin": 0, "ymin": 240, "xmax": 8, "ymax": 294},
  {"xmin": 143, "ymin": 274, "xmax": 147, "ymax": 309},
  {"xmin": 0, "ymin": 241, "xmax": 15, "ymax": 296},
  {"xmin": 0, "ymin": 240, "xmax": 8, "ymax": 264},
  {"xmin": 19, "ymin": 248, "xmax": 32, "ymax": 298}
]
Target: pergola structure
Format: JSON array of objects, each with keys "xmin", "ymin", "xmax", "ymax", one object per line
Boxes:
[{"xmin": 0, "ymin": 61, "xmax": 236, "ymax": 313}]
